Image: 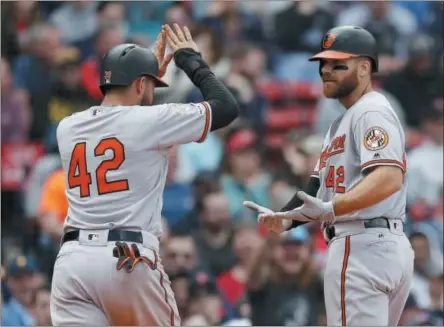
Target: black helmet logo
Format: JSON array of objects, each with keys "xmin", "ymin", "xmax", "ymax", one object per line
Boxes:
[
  {"xmin": 104, "ymin": 71, "xmax": 112, "ymax": 84},
  {"xmin": 322, "ymin": 33, "xmax": 335, "ymax": 49}
]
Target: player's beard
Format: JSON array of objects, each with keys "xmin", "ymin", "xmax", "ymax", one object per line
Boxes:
[{"xmin": 324, "ymin": 71, "xmax": 359, "ymax": 99}]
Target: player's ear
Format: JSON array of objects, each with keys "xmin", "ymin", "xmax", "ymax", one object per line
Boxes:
[
  {"xmin": 358, "ymin": 59, "xmax": 371, "ymax": 78},
  {"xmin": 136, "ymin": 76, "xmax": 146, "ymax": 95}
]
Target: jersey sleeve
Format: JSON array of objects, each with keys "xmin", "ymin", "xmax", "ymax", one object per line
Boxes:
[
  {"xmin": 311, "ymin": 158, "xmax": 321, "ymax": 178},
  {"xmin": 156, "ymin": 102, "xmax": 212, "ymax": 148},
  {"xmin": 354, "ymin": 111, "xmax": 406, "ymax": 173}
]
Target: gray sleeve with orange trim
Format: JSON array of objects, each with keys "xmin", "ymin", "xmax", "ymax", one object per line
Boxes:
[
  {"xmin": 155, "ymin": 102, "xmax": 212, "ymax": 148},
  {"xmin": 353, "ymin": 111, "xmax": 406, "ymax": 173}
]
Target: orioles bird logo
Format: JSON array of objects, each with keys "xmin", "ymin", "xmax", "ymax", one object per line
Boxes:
[
  {"xmin": 104, "ymin": 71, "xmax": 112, "ymax": 84},
  {"xmin": 322, "ymin": 33, "xmax": 335, "ymax": 49}
]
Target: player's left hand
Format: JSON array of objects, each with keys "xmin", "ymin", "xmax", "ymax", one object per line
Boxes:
[
  {"xmin": 154, "ymin": 28, "xmax": 173, "ymax": 79},
  {"xmin": 275, "ymin": 191, "xmax": 336, "ymax": 222}
]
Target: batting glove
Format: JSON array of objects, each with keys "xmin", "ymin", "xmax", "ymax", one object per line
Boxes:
[
  {"xmin": 276, "ymin": 191, "xmax": 336, "ymax": 223},
  {"xmin": 113, "ymin": 242, "xmax": 155, "ymax": 273}
]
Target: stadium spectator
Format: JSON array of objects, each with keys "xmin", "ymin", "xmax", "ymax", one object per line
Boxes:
[
  {"xmin": 337, "ymin": 1, "xmax": 417, "ymax": 62},
  {"xmin": 30, "ymin": 285, "xmax": 51, "ymax": 326},
  {"xmin": 169, "ymin": 269, "xmax": 192, "ymax": 319},
  {"xmin": 383, "ymin": 33, "xmax": 442, "ymax": 128},
  {"xmin": 46, "ymin": 46, "xmax": 97, "ymax": 147},
  {"xmin": 187, "ymin": 270, "xmax": 224, "ymax": 325},
  {"xmin": 162, "ymin": 146, "xmax": 195, "ymax": 230},
  {"xmin": 1, "ymin": 256, "xmax": 39, "ymax": 326},
  {"xmin": 1, "ymin": 57, "xmax": 30, "ymax": 144},
  {"xmin": 199, "ymin": 1, "xmax": 268, "ymax": 55},
  {"xmin": 164, "ymin": 2, "xmax": 193, "ymax": 27},
  {"xmin": 216, "ymin": 219, "xmax": 261, "ymax": 313},
  {"xmin": 272, "ymin": 1, "xmax": 333, "ymax": 82},
  {"xmin": 12, "ymin": 23, "xmax": 62, "ymax": 140},
  {"xmin": 409, "ymin": 232, "xmax": 444, "ymax": 310},
  {"xmin": 35, "ymin": 169, "xmax": 66, "ymax": 279},
  {"xmin": 49, "ymin": 1, "xmax": 97, "ymax": 46},
  {"xmin": 247, "ymin": 228, "xmax": 325, "ymax": 325},
  {"xmin": 158, "ymin": 24, "xmax": 230, "ymax": 104},
  {"xmin": 38, "ymin": 169, "xmax": 67, "ymax": 242},
  {"xmin": 80, "ymin": 23, "xmax": 125, "ymax": 101},
  {"xmin": 407, "ymin": 104, "xmax": 443, "ymax": 215},
  {"xmin": 193, "ymin": 191, "xmax": 236, "ymax": 277},
  {"xmin": 224, "ymin": 44, "xmax": 269, "ymax": 133},
  {"xmin": 1, "ymin": 1, "xmax": 42, "ymax": 61},
  {"xmin": 96, "ymin": 1, "xmax": 129, "ymax": 38},
  {"xmin": 24, "ymin": 145, "xmax": 62, "ymax": 221},
  {"xmin": 221, "ymin": 127, "xmax": 271, "ymax": 221},
  {"xmin": 162, "ymin": 233, "xmax": 200, "ymax": 276}
]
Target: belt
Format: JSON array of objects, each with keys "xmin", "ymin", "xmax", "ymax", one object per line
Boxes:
[
  {"xmin": 325, "ymin": 217, "xmax": 394, "ymax": 240},
  {"xmin": 61, "ymin": 230, "xmax": 144, "ymax": 245}
]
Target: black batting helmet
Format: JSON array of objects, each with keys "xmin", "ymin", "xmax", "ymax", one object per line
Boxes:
[
  {"xmin": 309, "ymin": 26, "xmax": 379, "ymax": 73},
  {"xmin": 99, "ymin": 43, "xmax": 168, "ymax": 95}
]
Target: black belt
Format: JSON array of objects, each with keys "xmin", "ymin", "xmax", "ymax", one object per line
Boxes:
[
  {"xmin": 61, "ymin": 230, "xmax": 144, "ymax": 245},
  {"xmin": 325, "ymin": 217, "xmax": 397, "ymax": 240}
]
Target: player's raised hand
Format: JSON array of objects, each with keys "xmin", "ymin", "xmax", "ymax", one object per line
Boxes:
[
  {"xmin": 154, "ymin": 29, "xmax": 173, "ymax": 78},
  {"xmin": 164, "ymin": 23, "xmax": 199, "ymax": 53}
]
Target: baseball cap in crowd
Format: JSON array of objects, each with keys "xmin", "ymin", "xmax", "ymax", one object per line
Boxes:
[
  {"xmin": 281, "ymin": 227, "xmax": 310, "ymax": 244},
  {"xmin": 189, "ymin": 270, "xmax": 219, "ymax": 299},
  {"xmin": 6, "ymin": 255, "xmax": 38, "ymax": 277},
  {"xmin": 226, "ymin": 129, "xmax": 258, "ymax": 153}
]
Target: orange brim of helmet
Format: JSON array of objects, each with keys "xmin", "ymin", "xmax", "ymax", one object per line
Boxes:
[
  {"xmin": 152, "ymin": 76, "xmax": 169, "ymax": 88},
  {"xmin": 309, "ymin": 50, "xmax": 360, "ymax": 61}
]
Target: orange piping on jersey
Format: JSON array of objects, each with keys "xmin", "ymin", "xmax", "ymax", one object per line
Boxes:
[
  {"xmin": 196, "ymin": 102, "xmax": 211, "ymax": 143},
  {"xmin": 361, "ymin": 159, "xmax": 404, "ymax": 172},
  {"xmin": 341, "ymin": 236, "xmax": 351, "ymax": 326},
  {"xmin": 153, "ymin": 251, "xmax": 175, "ymax": 326}
]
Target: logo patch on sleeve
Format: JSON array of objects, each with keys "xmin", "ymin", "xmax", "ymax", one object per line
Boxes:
[{"xmin": 364, "ymin": 126, "xmax": 389, "ymax": 151}]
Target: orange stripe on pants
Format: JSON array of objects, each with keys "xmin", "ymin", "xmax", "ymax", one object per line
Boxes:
[{"xmin": 341, "ymin": 236, "xmax": 351, "ymax": 326}]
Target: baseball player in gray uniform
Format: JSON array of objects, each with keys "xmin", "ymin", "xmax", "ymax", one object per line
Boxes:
[
  {"xmin": 245, "ymin": 26, "xmax": 414, "ymax": 326},
  {"xmin": 50, "ymin": 24, "xmax": 239, "ymax": 326}
]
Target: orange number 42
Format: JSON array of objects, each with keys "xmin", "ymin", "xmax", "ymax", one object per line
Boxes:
[
  {"xmin": 325, "ymin": 165, "xmax": 346, "ymax": 193},
  {"xmin": 68, "ymin": 138, "xmax": 129, "ymax": 197}
]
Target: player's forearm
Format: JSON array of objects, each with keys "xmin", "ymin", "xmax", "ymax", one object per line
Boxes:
[
  {"xmin": 282, "ymin": 176, "xmax": 320, "ymax": 230},
  {"xmin": 333, "ymin": 166, "xmax": 403, "ymax": 216},
  {"xmin": 174, "ymin": 48, "xmax": 239, "ymax": 130}
]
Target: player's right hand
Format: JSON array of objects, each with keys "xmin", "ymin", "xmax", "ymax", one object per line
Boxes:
[
  {"xmin": 164, "ymin": 24, "xmax": 199, "ymax": 53},
  {"xmin": 154, "ymin": 28, "xmax": 173, "ymax": 78},
  {"xmin": 243, "ymin": 201, "xmax": 291, "ymax": 234}
]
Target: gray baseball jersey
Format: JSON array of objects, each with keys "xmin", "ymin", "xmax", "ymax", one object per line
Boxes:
[
  {"xmin": 311, "ymin": 91, "xmax": 407, "ymax": 221},
  {"xmin": 56, "ymin": 102, "xmax": 211, "ymax": 238}
]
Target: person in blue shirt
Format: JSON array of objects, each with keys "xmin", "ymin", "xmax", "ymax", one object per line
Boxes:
[
  {"xmin": 2, "ymin": 256, "xmax": 38, "ymax": 326},
  {"xmin": 221, "ymin": 127, "xmax": 272, "ymax": 221}
]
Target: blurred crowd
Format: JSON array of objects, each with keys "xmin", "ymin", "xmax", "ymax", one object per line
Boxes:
[{"xmin": 1, "ymin": 1, "xmax": 443, "ymax": 326}]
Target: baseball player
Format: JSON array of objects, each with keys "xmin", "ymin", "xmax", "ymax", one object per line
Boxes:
[
  {"xmin": 50, "ymin": 24, "xmax": 239, "ymax": 326},
  {"xmin": 244, "ymin": 26, "xmax": 414, "ymax": 326}
]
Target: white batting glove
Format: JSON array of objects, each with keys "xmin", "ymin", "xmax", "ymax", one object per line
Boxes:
[
  {"xmin": 276, "ymin": 191, "xmax": 336, "ymax": 223},
  {"xmin": 243, "ymin": 201, "xmax": 291, "ymax": 233}
]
